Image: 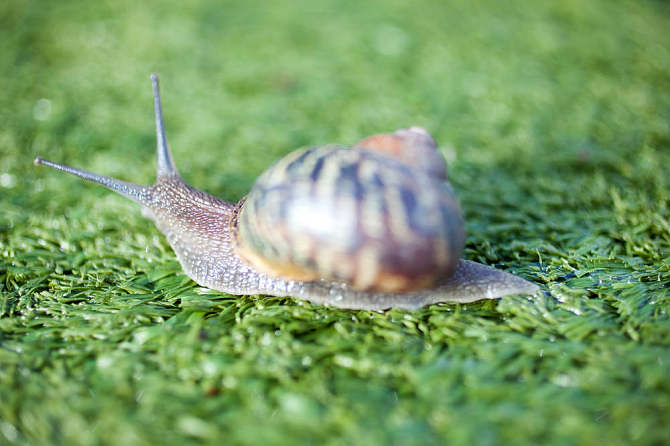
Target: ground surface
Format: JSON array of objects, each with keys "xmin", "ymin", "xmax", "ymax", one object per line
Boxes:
[{"xmin": 1, "ymin": 0, "xmax": 669, "ymax": 445}]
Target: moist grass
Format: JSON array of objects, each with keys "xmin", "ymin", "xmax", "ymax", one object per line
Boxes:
[{"xmin": 1, "ymin": 0, "xmax": 670, "ymax": 445}]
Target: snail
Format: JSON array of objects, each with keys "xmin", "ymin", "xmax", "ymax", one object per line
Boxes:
[{"xmin": 34, "ymin": 74, "xmax": 538, "ymax": 310}]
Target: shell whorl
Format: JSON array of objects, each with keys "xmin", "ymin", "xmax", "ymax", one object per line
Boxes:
[{"xmin": 234, "ymin": 144, "xmax": 465, "ymax": 292}]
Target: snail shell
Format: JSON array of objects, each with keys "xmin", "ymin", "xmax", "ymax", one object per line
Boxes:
[
  {"xmin": 234, "ymin": 139, "xmax": 465, "ymax": 292},
  {"xmin": 34, "ymin": 75, "xmax": 538, "ymax": 310}
]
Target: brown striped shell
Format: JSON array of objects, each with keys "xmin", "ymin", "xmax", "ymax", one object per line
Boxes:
[{"xmin": 233, "ymin": 128, "xmax": 466, "ymax": 292}]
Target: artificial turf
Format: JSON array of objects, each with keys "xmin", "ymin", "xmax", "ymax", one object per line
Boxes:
[{"xmin": 1, "ymin": 0, "xmax": 669, "ymax": 444}]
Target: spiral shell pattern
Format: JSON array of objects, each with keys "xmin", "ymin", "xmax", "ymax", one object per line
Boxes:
[{"xmin": 234, "ymin": 145, "xmax": 465, "ymax": 292}]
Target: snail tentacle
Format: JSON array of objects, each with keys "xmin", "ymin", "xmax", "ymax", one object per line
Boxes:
[
  {"xmin": 151, "ymin": 73, "xmax": 179, "ymax": 179},
  {"xmin": 33, "ymin": 157, "xmax": 152, "ymax": 205},
  {"xmin": 32, "ymin": 74, "xmax": 177, "ymax": 205}
]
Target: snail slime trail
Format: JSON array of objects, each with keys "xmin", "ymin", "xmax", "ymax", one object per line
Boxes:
[{"xmin": 34, "ymin": 74, "xmax": 539, "ymax": 310}]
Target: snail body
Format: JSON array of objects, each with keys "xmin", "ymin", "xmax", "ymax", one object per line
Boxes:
[{"xmin": 34, "ymin": 75, "xmax": 538, "ymax": 310}]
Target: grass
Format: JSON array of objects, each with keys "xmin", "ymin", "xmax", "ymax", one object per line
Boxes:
[{"xmin": 1, "ymin": 0, "xmax": 670, "ymax": 444}]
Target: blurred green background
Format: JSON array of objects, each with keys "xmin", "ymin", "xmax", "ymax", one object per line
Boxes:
[{"xmin": 1, "ymin": 0, "xmax": 669, "ymax": 445}]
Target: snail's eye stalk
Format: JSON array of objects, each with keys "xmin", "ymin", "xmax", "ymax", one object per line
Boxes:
[
  {"xmin": 151, "ymin": 73, "xmax": 179, "ymax": 179},
  {"xmin": 33, "ymin": 157, "xmax": 151, "ymax": 204},
  {"xmin": 31, "ymin": 74, "xmax": 184, "ymax": 205}
]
